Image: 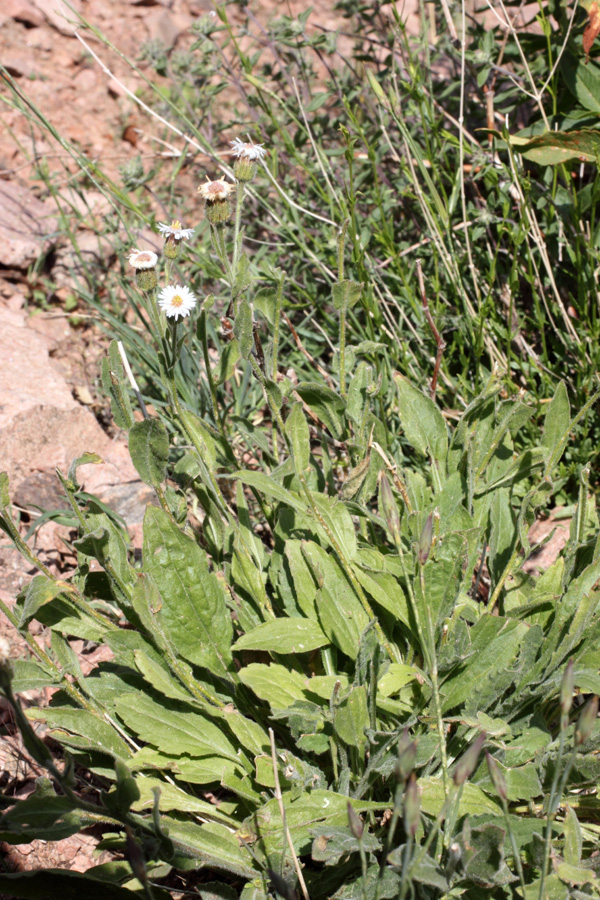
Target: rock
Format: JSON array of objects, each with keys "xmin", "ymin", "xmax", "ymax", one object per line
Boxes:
[
  {"xmin": 27, "ymin": 310, "xmax": 72, "ymax": 349},
  {"xmin": 30, "ymin": 0, "xmax": 81, "ymax": 35},
  {"xmin": 0, "ymin": 307, "xmax": 150, "ymax": 540},
  {"xmin": 144, "ymin": 9, "xmax": 192, "ymax": 46},
  {"xmin": 51, "ymin": 231, "xmax": 116, "ymax": 290},
  {"xmin": 0, "ymin": 181, "xmax": 58, "ymax": 269},
  {"xmin": 24, "ymin": 26, "xmax": 54, "ymax": 50},
  {"xmin": 3, "ymin": 0, "xmax": 44, "ymax": 27}
]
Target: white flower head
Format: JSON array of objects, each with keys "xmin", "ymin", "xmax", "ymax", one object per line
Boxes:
[
  {"xmin": 198, "ymin": 177, "xmax": 234, "ymax": 202},
  {"xmin": 128, "ymin": 248, "xmax": 158, "ymax": 269},
  {"xmin": 230, "ymin": 137, "xmax": 268, "ymax": 161},
  {"xmin": 157, "ymin": 220, "xmax": 195, "ymax": 242},
  {"xmin": 158, "ymin": 284, "xmax": 197, "ymax": 320}
]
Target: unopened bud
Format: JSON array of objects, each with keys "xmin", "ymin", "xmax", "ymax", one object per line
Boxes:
[
  {"xmin": 485, "ymin": 751, "xmax": 507, "ymax": 802},
  {"xmin": 347, "ymin": 802, "xmax": 364, "ymax": 839},
  {"xmin": 379, "ymin": 473, "xmax": 401, "ymax": 543},
  {"xmin": 453, "ymin": 733, "xmax": 486, "ymax": 786},
  {"xmin": 403, "ymin": 773, "xmax": 420, "ymax": 838},
  {"xmin": 395, "ymin": 728, "xmax": 417, "ymax": 783},
  {"xmin": 560, "ymin": 659, "xmax": 575, "ymax": 716},
  {"xmin": 418, "ymin": 513, "xmax": 434, "ymax": 566},
  {"xmin": 0, "ymin": 635, "xmax": 13, "ymax": 690},
  {"xmin": 125, "ymin": 827, "xmax": 148, "ymax": 886},
  {"xmin": 234, "ymin": 156, "xmax": 257, "ymax": 183},
  {"xmin": 575, "ymin": 696, "xmax": 599, "ymax": 746}
]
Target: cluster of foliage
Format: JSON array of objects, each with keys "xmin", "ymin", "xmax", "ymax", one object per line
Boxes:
[{"xmin": 2, "ymin": 0, "xmax": 600, "ymax": 897}]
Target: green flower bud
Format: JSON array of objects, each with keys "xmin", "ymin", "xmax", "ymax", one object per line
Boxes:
[
  {"xmin": 453, "ymin": 733, "xmax": 486, "ymax": 786},
  {"xmin": 404, "ymin": 773, "xmax": 420, "ymax": 838},
  {"xmin": 575, "ymin": 696, "xmax": 599, "ymax": 746},
  {"xmin": 560, "ymin": 658, "xmax": 575, "ymax": 716}
]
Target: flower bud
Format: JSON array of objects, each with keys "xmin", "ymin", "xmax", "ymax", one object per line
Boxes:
[
  {"xmin": 403, "ymin": 773, "xmax": 420, "ymax": 838},
  {"xmin": 560, "ymin": 658, "xmax": 575, "ymax": 716},
  {"xmin": 395, "ymin": 728, "xmax": 417, "ymax": 783},
  {"xmin": 575, "ymin": 696, "xmax": 598, "ymax": 746},
  {"xmin": 379, "ymin": 473, "xmax": 401, "ymax": 544},
  {"xmin": 485, "ymin": 751, "xmax": 507, "ymax": 802},
  {"xmin": 233, "ymin": 156, "xmax": 257, "ymax": 183},
  {"xmin": 418, "ymin": 513, "xmax": 434, "ymax": 566},
  {"xmin": 0, "ymin": 635, "xmax": 13, "ymax": 691},
  {"xmin": 347, "ymin": 802, "xmax": 364, "ymax": 839},
  {"xmin": 453, "ymin": 733, "xmax": 486, "ymax": 786}
]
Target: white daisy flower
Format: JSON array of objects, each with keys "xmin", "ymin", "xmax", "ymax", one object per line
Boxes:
[
  {"xmin": 157, "ymin": 220, "xmax": 195, "ymax": 242},
  {"xmin": 158, "ymin": 284, "xmax": 197, "ymax": 320},
  {"xmin": 128, "ymin": 248, "xmax": 158, "ymax": 269},
  {"xmin": 230, "ymin": 137, "xmax": 268, "ymax": 161}
]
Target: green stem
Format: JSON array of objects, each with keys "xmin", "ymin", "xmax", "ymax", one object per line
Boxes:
[
  {"xmin": 0, "ymin": 596, "xmax": 97, "ymax": 713},
  {"xmin": 199, "ymin": 309, "xmax": 224, "ymax": 435}
]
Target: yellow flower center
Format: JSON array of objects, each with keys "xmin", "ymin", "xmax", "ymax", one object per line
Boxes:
[
  {"xmin": 171, "ymin": 294, "xmax": 183, "ymax": 308},
  {"xmin": 171, "ymin": 219, "xmax": 182, "ymax": 230}
]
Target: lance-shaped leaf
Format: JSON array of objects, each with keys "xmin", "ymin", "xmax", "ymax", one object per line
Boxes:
[
  {"xmin": 128, "ymin": 418, "xmax": 169, "ymax": 486},
  {"xmin": 142, "ymin": 506, "xmax": 233, "ymax": 678}
]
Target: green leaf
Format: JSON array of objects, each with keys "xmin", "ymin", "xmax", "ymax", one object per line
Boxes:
[
  {"xmin": 420, "ymin": 777, "xmax": 501, "ymax": 817},
  {"xmin": 239, "ymin": 662, "xmax": 306, "ymax": 710},
  {"xmin": 67, "ymin": 452, "xmax": 104, "ymax": 489},
  {"xmin": 302, "ymin": 542, "xmax": 368, "ymax": 659},
  {"xmin": 0, "ymin": 785, "xmax": 82, "ymax": 843},
  {"xmin": 233, "ymin": 618, "xmax": 329, "ymax": 653},
  {"xmin": 511, "ymin": 128, "xmax": 600, "ymax": 165},
  {"xmin": 114, "ymin": 693, "xmax": 240, "ymax": 761},
  {"xmin": 334, "ymin": 685, "xmax": 369, "ymax": 751},
  {"xmin": 214, "ymin": 338, "xmax": 241, "ymax": 385},
  {"xmin": 0, "ymin": 871, "xmax": 150, "ymax": 900},
  {"xmin": 132, "ymin": 779, "xmax": 236, "ymax": 825},
  {"xmin": 563, "ymin": 804, "xmax": 583, "ymax": 866},
  {"xmin": 101, "ymin": 341, "xmax": 134, "ymax": 431},
  {"xmin": 233, "ymin": 299, "xmax": 253, "ymax": 359},
  {"xmin": 295, "ymin": 382, "xmax": 346, "ymax": 439},
  {"xmin": 247, "ymin": 790, "xmax": 384, "ymax": 857},
  {"xmin": 142, "ymin": 506, "xmax": 233, "ymax": 678},
  {"xmin": 285, "ymin": 402, "xmax": 310, "ymax": 472},
  {"xmin": 542, "ymin": 382, "xmax": 570, "ymax": 462},
  {"xmin": 128, "ymin": 418, "xmax": 169, "ymax": 486},
  {"xmin": 163, "ymin": 819, "xmax": 256, "ymax": 878},
  {"xmin": 26, "ymin": 707, "xmax": 131, "ymax": 759},
  {"xmin": 19, "ymin": 575, "xmax": 65, "ymax": 627},
  {"xmin": 560, "ymin": 52, "xmax": 600, "ymax": 113},
  {"xmin": 555, "ymin": 862, "xmax": 597, "ymax": 886},
  {"xmin": 311, "ymin": 825, "xmax": 380, "ymax": 866},
  {"xmin": 332, "ymin": 279, "xmax": 363, "ymax": 310},
  {"xmin": 394, "ymin": 374, "xmax": 448, "ymax": 466}
]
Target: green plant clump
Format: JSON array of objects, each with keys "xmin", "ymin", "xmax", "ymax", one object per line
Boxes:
[{"xmin": 2, "ymin": 1, "xmax": 600, "ymax": 898}]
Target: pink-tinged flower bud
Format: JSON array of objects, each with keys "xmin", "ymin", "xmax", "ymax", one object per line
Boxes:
[
  {"xmin": 454, "ymin": 733, "xmax": 486, "ymax": 786},
  {"xmin": 418, "ymin": 513, "xmax": 434, "ymax": 566},
  {"xmin": 575, "ymin": 696, "xmax": 599, "ymax": 746},
  {"xmin": 347, "ymin": 802, "xmax": 364, "ymax": 839},
  {"xmin": 395, "ymin": 728, "xmax": 417, "ymax": 783},
  {"xmin": 485, "ymin": 752, "xmax": 507, "ymax": 802},
  {"xmin": 404, "ymin": 773, "xmax": 420, "ymax": 838},
  {"xmin": 560, "ymin": 658, "xmax": 575, "ymax": 716},
  {"xmin": 379, "ymin": 473, "xmax": 401, "ymax": 544}
]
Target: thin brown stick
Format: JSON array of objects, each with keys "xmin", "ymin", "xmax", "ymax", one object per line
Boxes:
[
  {"xmin": 416, "ymin": 260, "xmax": 446, "ymax": 400},
  {"xmin": 282, "ymin": 312, "xmax": 335, "ymax": 388},
  {"xmin": 269, "ymin": 728, "xmax": 310, "ymax": 900}
]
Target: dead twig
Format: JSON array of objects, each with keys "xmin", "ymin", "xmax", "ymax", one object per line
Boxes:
[{"xmin": 269, "ymin": 728, "xmax": 310, "ymax": 900}]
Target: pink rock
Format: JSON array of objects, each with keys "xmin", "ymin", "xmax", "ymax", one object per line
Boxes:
[
  {"xmin": 29, "ymin": 0, "xmax": 81, "ymax": 35},
  {"xmin": 3, "ymin": 0, "xmax": 44, "ymax": 27},
  {"xmin": 0, "ymin": 181, "xmax": 58, "ymax": 269}
]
